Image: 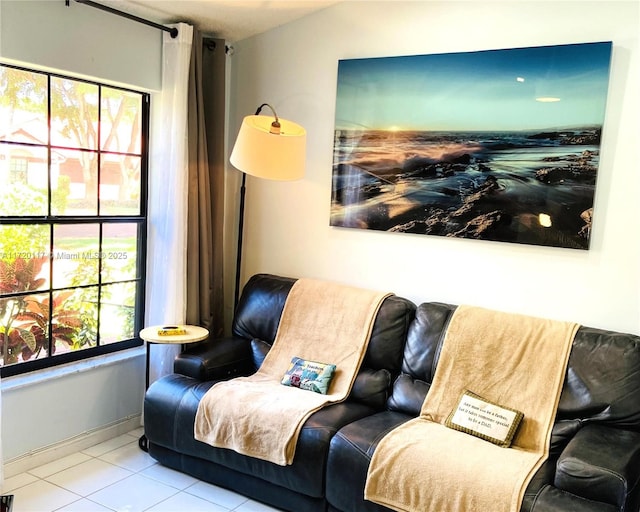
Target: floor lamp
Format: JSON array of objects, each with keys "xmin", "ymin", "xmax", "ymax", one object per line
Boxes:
[{"xmin": 230, "ymin": 103, "xmax": 306, "ymax": 308}]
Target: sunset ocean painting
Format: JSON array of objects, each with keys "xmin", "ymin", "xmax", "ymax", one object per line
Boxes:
[{"xmin": 331, "ymin": 42, "xmax": 612, "ymax": 249}]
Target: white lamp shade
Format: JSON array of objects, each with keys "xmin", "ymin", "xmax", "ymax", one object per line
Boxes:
[{"xmin": 230, "ymin": 114, "xmax": 306, "ymax": 181}]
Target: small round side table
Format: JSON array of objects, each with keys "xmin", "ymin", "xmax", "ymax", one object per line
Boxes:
[
  {"xmin": 140, "ymin": 325, "xmax": 209, "ymax": 388},
  {"xmin": 138, "ymin": 324, "xmax": 209, "ymax": 451}
]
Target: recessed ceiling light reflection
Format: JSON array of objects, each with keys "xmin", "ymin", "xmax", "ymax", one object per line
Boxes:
[
  {"xmin": 536, "ymin": 97, "xmax": 561, "ymax": 103},
  {"xmin": 538, "ymin": 213, "xmax": 552, "ymax": 227}
]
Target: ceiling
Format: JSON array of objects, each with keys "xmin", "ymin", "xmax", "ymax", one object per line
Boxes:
[{"xmin": 96, "ymin": 0, "xmax": 343, "ymax": 42}]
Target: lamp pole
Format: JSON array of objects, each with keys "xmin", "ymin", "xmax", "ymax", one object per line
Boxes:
[{"xmin": 234, "ymin": 172, "xmax": 247, "ymax": 309}]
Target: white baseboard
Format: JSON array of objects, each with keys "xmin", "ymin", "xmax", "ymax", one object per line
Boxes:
[{"xmin": 4, "ymin": 414, "xmax": 142, "ymax": 478}]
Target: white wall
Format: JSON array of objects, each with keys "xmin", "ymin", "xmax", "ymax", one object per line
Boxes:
[
  {"xmin": 2, "ymin": 354, "xmax": 144, "ymax": 462},
  {"xmin": 0, "ymin": 0, "xmax": 161, "ymax": 90},
  {"xmin": 0, "ymin": 0, "xmax": 159, "ymax": 464},
  {"xmin": 229, "ymin": 1, "xmax": 640, "ymax": 335}
]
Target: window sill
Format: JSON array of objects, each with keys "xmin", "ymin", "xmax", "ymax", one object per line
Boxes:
[{"xmin": 1, "ymin": 346, "xmax": 145, "ymax": 392}]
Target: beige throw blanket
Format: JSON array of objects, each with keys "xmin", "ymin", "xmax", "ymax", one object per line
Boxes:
[
  {"xmin": 194, "ymin": 278, "xmax": 391, "ymax": 466},
  {"xmin": 365, "ymin": 305, "xmax": 578, "ymax": 512}
]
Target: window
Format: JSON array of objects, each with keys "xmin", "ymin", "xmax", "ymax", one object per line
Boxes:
[
  {"xmin": 9, "ymin": 157, "xmax": 28, "ymax": 184},
  {"xmin": 0, "ymin": 64, "xmax": 148, "ymax": 377}
]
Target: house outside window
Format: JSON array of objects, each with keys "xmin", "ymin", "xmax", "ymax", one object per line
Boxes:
[{"xmin": 0, "ymin": 64, "xmax": 148, "ymax": 377}]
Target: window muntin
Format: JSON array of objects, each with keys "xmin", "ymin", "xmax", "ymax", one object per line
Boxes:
[{"xmin": 0, "ymin": 64, "xmax": 148, "ymax": 376}]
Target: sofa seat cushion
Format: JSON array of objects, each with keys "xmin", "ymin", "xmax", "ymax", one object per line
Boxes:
[
  {"xmin": 144, "ymin": 373, "xmax": 375, "ymax": 498},
  {"xmin": 520, "ymin": 458, "xmax": 558, "ymax": 512},
  {"xmin": 149, "ymin": 443, "xmax": 328, "ymax": 512},
  {"xmin": 517, "ymin": 421, "xmax": 583, "ymax": 511},
  {"xmin": 326, "ymin": 411, "xmax": 411, "ymax": 512}
]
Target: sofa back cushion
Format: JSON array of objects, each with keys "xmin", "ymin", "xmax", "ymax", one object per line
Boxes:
[
  {"xmin": 388, "ymin": 302, "xmax": 640, "ymax": 432},
  {"xmin": 233, "ymin": 274, "xmax": 294, "ymax": 342},
  {"xmin": 557, "ymin": 326, "xmax": 640, "ymax": 428},
  {"xmin": 233, "ymin": 274, "xmax": 416, "ymax": 409},
  {"xmin": 387, "ymin": 302, "xmax": 454, "ymax": 414}
]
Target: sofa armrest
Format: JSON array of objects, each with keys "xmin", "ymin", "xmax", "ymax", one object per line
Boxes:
[
  {"xmin": 555, "ymin": 423, "xmax": 640, "ymax": 508},
  {"xmin": 173, "ymin": 336, "xmax": 253, "ymax": 381},
  {"xmin": 530, "ymin": 485, "xmax": 618, "ymax": 512}
]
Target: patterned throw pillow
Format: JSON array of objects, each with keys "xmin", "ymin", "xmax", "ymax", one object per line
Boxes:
[{"xmin": 281, "ymin": 357, "xmax": 337, "ymax": 394}]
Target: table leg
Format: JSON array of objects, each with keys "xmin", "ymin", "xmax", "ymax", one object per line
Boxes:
[
  {"xmin": 145, "ymin": 340, "xmax": 150, "ymax": 390},
  {"xmin": 139, "ymin": 340, "xmax": 151, "ymax": 452}
]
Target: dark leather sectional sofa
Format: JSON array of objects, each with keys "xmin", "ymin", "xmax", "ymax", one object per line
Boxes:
[{"xmin": 143, "ymin": 274, "xmax": 640, "ymax": 512}]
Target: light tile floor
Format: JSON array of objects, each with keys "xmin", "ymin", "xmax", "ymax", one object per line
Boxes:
[{"xmin": 2, "ymin": 428, "xmax": 283, "ymax": 512}]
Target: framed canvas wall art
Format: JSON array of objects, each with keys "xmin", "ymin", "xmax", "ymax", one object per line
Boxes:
[{"xmin": 331, "ymin": 42, "xmax": 613, "ymax": 249}]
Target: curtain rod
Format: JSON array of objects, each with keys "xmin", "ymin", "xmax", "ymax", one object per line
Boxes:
[{"xmin": 65, "ymin": 0, "xmax": 179, "ymax": 38}]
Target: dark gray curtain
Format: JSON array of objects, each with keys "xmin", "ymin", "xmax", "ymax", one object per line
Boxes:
[{"xmin": 186, "ymin": 32, "xmax": 225, "ymax": 337}]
